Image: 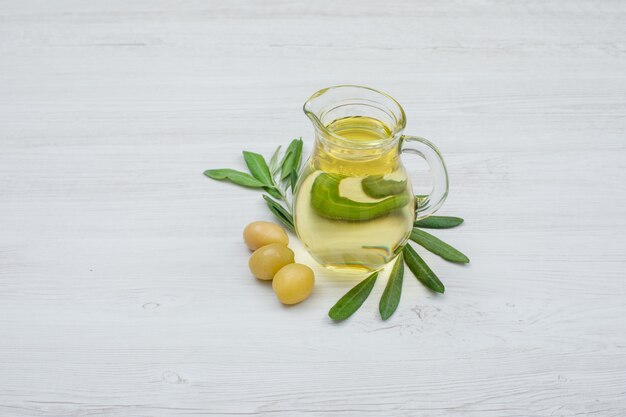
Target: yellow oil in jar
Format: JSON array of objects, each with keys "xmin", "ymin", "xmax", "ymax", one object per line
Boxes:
[{"xmin": 294, "ymin": 116, "xmax": 415, "ymax": 273}]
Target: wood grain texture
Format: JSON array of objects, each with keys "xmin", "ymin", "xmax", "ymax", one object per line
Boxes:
[{"xmin": 1, "ymin": 0, "xmax": 625, "ymax": 416}]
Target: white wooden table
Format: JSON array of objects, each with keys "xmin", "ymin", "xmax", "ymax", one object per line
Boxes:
[{"xmin": 1, "ymin": 1, "xmax": 625, "ymax": 416}]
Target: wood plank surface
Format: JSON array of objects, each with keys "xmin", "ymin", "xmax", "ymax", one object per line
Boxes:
[{"xmin": 1, "ymin": 0, "xmax": 625, "ymax": 415}]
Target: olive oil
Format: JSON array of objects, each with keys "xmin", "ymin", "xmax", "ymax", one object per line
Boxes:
[{"xmin": 294, "ymin": 116, "xmax": 415, "ymax": 273}]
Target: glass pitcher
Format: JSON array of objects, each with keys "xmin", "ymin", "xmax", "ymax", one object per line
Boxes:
[{"xmin": 293, "ymin": 85, "xmax": 449, "ymax": 273}]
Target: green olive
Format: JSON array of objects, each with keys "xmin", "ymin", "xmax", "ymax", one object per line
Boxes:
[
  {"xmin": 248, "ymin": 243, "xmax": 295, "ymax": 280},
  {"xmin": 243, "ymin": 221, "xmax": 289, "ymax": 251},
  {"xmin": 272, "ymin": 263, "xmax": 315, "ymax": 305}
]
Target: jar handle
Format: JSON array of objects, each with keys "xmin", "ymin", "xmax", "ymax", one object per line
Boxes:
[{"xmin": 400, "ymin": 135, "xmax": 449, "ymax": 220}]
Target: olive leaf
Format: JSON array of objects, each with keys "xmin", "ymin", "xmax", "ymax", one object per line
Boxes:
[
  {"xmin": 403, "ymin": 244, "xmax": 445, "ymax": 293},
  {"xmin": 243, "ymin": 151, "xmax": 274, "ymax": 186},
  {"xmin": 362, "ymin": 176, "xmax": 407, "ymax": 198},
  {"xmin": 278, "ymin": 140, "xmax": 295, "ymax": 171},
  {"xmin": 281, "ymin": 138, "xmax": 303, "ymax": 180},
  {"xmin": 269, "ymin": 145, "xmax": 282, "ymax": 175},
  {"xmin": 243, "ymin": 150, "xmax": 284, "ymax": 199},
  {"xmin": 414, "ymin": 216, "xmax": 464, "ymax": 229},
  {"xmin": 328, "ymin": 272, "xmax": 378, "ymax": 321},
  {"xmin": 264, "ymin": 187, "xmax": 282, "ymax": 199},
  {"xmin": 379, "ymin": 253, "xmax": 404, "ymax": 320},
  {"xmin": 415, "ymin": 195, "xmax": 428, "ymax": 210},
  {"xmin": 291, "ymin": 138, "xmax": 303, "ymax": 169},
  {"xmin": 410, "ymin": 229, "xmax": 469, "ymax": 263},
  {"xmin": 311, "ymin": 173, "xmax": 410, "ymax": 221},
  {"xmin": 289, "ymin": 169, "xmax": 298, "ymax": 192},
  {"xmin": 263, "ymin": 195, "xmax": 295, "ymax": 233},
  {"xmin": 203, "ymin": 169, "xmax": 266, "ymax": 188}
]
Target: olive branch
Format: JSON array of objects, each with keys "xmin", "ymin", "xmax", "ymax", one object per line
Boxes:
[{"xmin": 204, "ymin": 138, "xmax": 469, "ymax": 321}]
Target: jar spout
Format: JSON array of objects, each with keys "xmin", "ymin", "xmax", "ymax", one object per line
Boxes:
[{"xmin": 302, "ymin": 87, "xmax": 331, "ymax": 135}]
